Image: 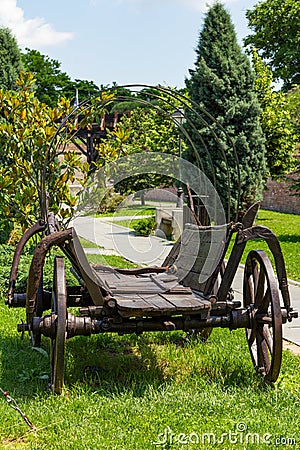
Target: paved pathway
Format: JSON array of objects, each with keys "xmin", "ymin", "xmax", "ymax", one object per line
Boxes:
[
  {"xmin": 73, "ymin": 215, "xmax": 174, "ymax": 265},
  {"xmin": 72, "ymin": 215, "xmax": 300, "ymax": 347}
]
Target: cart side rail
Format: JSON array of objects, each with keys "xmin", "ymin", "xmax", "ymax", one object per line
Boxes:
[{"xmin": 218, "ymin": 225, "xmax": 291, "ymax": 313}]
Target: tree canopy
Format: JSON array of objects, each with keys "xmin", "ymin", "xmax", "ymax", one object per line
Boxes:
[
  {"xmin": 185, "ymin": 2, "xmax": 267, "ymax": 218},
  {"xmin": 245, "ymin": 0, "xmax": 300, "ymax": 89},
  {"xmin": 252, "ymin": 50, "xmax": 297, "ymax": 177},
  {"xmin": 0, "ymin": 27, "xmax": 22, "ymax": 91},
  {"xmin": 0, "ymin": 71, "xmax": 89, "ymax": 239},
  {"xmin": 22, "ymin": 48, "xmax": 100, "ymax": 106}
]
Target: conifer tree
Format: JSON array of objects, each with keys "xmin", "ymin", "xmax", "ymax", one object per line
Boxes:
[
  {"xmin": 185, "ymin": 3, "xmax": 267, "ymax": 218},
  {"xmin": 0, "ymin": 27, "xmax": 22, "ymax": 90}
]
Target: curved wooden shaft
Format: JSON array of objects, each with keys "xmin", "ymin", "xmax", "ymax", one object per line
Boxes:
[
  {"xmin": 26, "ymin": 229, "xmax": 73, "ymax": 323},
  {"xmin": 7, "ymin": 220, "xmax": 46, "ymax": 305}
]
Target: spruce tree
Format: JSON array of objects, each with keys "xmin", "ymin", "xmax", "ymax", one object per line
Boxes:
[
  {"xmin": 185, "ymin": 3, "xmax": 267, "ymax": 219},
  {"xmin": 0, "ymin": 27, "xmax": 22, "ymax": 90}
]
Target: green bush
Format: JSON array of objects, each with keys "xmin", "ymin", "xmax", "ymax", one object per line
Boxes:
[
  {"xmin": 131, "ymin": 216, "xmax": 156, "ymax": 236},
  {"xmin": 97, "ymin": 188, "xmax": 125, "ymax": 214},
  {"xmin": 0, "ymin": 244, "xmax": 24, "ymax": 295}
]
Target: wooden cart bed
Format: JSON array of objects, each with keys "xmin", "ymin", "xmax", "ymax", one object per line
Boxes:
[{"xmin": 92, "ymin": 265, "xmax": 211, "ymax": 317}]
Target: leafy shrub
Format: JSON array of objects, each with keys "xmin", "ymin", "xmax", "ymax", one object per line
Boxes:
[
  {"xmin": 131, "ymin": 217, "xmax": 156, "ymax": 236},
  {"xmin": 0, "ymin": 244, "xmax": 31, "ymax": 295},
  {"xmin": 97, "ymin": 188, "xmax": 125, "ymax": 214}
]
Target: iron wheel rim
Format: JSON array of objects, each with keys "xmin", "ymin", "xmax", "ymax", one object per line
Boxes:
[{"xmin": 50, "ymin": 257, "xmax": 67, "ymax": 394}]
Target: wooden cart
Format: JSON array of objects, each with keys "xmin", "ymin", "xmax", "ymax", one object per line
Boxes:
[{"xmin": 6, "ymin": 201, "xmax": 298, "ymax": 393}]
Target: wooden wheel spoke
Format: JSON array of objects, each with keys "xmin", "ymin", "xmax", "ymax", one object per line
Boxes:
[
  {"xmin": 247, "ymin": 327, "xmax": 256, "ymax": 348},
  {"xmin": 252, "ymin": 260, "xmax": 259, "ymax": 296},
  {"xmin": 257, "ymin": 288, "xmax": 270, "ymax": 314},
  {"xmin": 244, "ymin": 271, "xmax": 255, "ymax": 306},
  {"xmin": 247, "ymin": 277, "xmax": 255, "ymax": 304},
  {"xmin": 256, "ymin": 325, "xmax": 271, "ymax": 373},
  {"xmin": 261, "ymin": 325, "xmax": 273, "ymax": 354},
  {"xmin": 255, "ymin": 269, "xmax": 266, "ymax": 308}
]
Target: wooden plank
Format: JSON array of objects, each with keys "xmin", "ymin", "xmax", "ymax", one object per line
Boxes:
[
  {"xmin": 115, "ymin": 293, "xmax": 176, "ymax": 317},
  {"xmin": 115, "ymin": 294, "xmax": 157, "ymax": 312},
  {"xmin": 140, "ymin": 294, "xmax": 178, "ymax": 312},
  {"xmin": 179, "ymin": 240, "xmax": 224, "ymax": 258},
  {"xmin": 94, "ymin": 269, "xmax": 168, "ymax": 291},
  {"xmin": 160, "ymin": 293, "xmax": 211, "ymax": 311},
  {"xmin": 180, "ymin": 240, "xmax": 212, "ymax": 255},
  {"xmin": 94, "ymin": 270, "xmax": 192, "ymax": 295},
  {"xmin": 154, "ymin": 273, "xmax": 179, "ymax": 283},
  {"xmin": 111, "ymin": 285, "xmax": 192, "ymax": 295},
  {"xmin": 115, "ymin": 292, "xmax": 210, "ymax": 317},
  {"xmin": 162, "ymin": 237, "xmax": 181, "ymax": 267},
  {"xmin": 111, "ymin": 285, "xmax": 165, "ymax": 294},
  {"xmin": 168, "ymin": 285, "xmax": 193, "ymax": 294}
]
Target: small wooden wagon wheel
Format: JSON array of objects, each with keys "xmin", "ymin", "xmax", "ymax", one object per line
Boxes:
[
  {"xmin": 50, "ymin": 257, "xmax": 67, "ymax": 394},
  {"xmin": 243, "ymin": 250, "xmax": 282, "ymax": 383}
]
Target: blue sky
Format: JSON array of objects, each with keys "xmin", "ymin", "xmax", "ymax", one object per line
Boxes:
[{"xmin": 1, "ymin": 0, "xmax": 258, "ymax": 89}]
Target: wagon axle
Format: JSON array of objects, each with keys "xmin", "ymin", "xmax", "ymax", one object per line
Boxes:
[{"xmin": 17, "ymin": 303, "xmax": 291, "ymax": 339}]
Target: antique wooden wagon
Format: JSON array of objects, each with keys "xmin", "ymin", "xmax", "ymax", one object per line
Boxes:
[
  {"xmin": 5, "ymin": 86, "xmax": 298, "ymax": 393},
  {"xmin": 6, "ymin": 201, "xmax": 298, "ymax": 393}
]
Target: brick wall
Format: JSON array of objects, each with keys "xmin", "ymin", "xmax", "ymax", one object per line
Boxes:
[{"xmin": 261, "ymin": 177, "xmax": 300, "ymax": 214}]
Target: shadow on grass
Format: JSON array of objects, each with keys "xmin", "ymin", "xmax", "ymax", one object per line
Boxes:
[
  {"xmin": 257, "ymin": 217, "xmax": 272, "ymax": 222},
  {"xmin": 0, "ymin": 329, "xmax": 266, "ymax": 400},
  {"xmin": 63, "ymin": 330, "xmax": 263, "ymax": 396},
  {"xmin": 65, "ymin": 333, "xmax": 168, "ymax": 396},
  {"xmin": 277, "ymin": 234, "xmax": 300, "ymax": 244}
]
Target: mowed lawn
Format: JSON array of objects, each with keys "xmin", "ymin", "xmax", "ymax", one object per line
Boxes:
[{"xmin": 0, "ymin": 209, "xmax": 299, "ymax": 449}]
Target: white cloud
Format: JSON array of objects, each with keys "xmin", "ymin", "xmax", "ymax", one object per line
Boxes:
[{"xmin": 0, "ymin": 0, "xmax": 74, "ymax": 48}]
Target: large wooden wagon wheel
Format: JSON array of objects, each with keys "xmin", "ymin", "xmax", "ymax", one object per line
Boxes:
[
  {"xmin": 243, "ymin": 250, "xmax": 282, "ymax": 383},
  {"xmin": 50, "ymin": 257, "xmax": 67, "ymax": 394}
]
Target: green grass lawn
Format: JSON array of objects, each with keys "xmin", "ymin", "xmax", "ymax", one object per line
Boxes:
[
  {"xmin": 109, "ymin": 216, "xmax": 156, "ymax": 233},
  {"xmin": 86, "ymin": 253, "xmax": 138, "ymax": 268},
  {"xmin": 79, "ymin": 237, "xmax": 104, "ymax": 249},
  {"xmin": 96, "ymin": 206, "xmax": 156, "ymax": 218},
  {"xmin": 0, "ymin": 208, "xmax": 300, "ymax": 448},
  {"xmin": 109, "ymin": 218, "xmax": 135, "ymax": 228}
]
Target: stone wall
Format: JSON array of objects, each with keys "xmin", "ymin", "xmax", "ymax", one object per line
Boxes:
[{"xmin": 261, "ymin": 177, "xmax": 300, "ymax": 214}]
